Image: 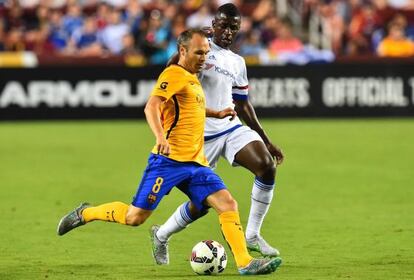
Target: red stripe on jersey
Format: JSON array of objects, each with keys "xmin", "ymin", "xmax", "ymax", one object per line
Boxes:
[{"xmin": 232, "ymin": 85, "xmax": 249, "ymax": 90}]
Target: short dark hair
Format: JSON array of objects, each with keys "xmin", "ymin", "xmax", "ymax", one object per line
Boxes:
[
  {"xmin": 216, "ymin": 3, "xmax": 240, "ymax": 18},
  {"xmin": 176, "ymin": 28, "xmax": 207, "ymax": 52}
]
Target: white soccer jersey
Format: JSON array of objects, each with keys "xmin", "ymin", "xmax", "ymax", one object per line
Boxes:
[{"xmin": 198, "ymin": 41, "xmax": 249, "ymax": 137}]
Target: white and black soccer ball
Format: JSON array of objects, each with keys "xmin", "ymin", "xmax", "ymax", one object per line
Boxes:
[{"xmin": 190, "ymin": 240, "xmax": 227, "ymax": 275}]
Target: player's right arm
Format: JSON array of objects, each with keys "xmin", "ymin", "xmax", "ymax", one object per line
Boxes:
[
  {"xmin": 144, "ymin": 95, "xmax": 170, "ymax": 156},
  {"xmin": 206, "ymin": 107, "xmax": 237, "ymax": 120}
]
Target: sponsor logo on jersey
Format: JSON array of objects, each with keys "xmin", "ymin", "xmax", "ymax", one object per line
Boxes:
[
  {"xmin": 203, "ymin": 63, "xmax": 235, "ymax": 81},
  {"xmin": 160, "ymin": 81, "xmax": 168, "ymax": 90}
]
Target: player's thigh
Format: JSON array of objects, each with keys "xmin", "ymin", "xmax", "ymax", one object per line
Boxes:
[
  {"xmin": 234, "ymin": 140, "xmax": 275, "ymax": 174},
  {"xmin": 185, "ymin": 166, "xmax": 229, "ymax": 213},
  {"xmin": 224, "ymin": 126, "xmax": 266, "ymax": 167},
  {"xmin": 131, "ymin": 154, "xmax": 190, "ymax": 210},
  {"xmin": 204, "ymin": 136, "xmax": 226, "ymax": 169}
]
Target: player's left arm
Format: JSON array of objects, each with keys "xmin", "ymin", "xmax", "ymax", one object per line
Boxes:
[
  {"xmin": 233, "ymin": 98, "xmax": 284, "ymax": 165},
  {"xmin": 233, "ymin": 57, "xmax": 284, "ymax": 164}
]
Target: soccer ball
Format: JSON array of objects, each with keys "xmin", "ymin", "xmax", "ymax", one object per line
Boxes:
[{"xmin": 190, "ymin": 240, "xmax": 227, "ymax": 275}]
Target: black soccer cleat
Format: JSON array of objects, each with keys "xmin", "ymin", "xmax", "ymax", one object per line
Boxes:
[{"xmin": 57, "ymin": 202, "xmax": 90, "ymax": 236}]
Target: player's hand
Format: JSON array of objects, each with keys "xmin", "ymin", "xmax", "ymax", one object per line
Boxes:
[
  {"xmin": 217, "ymin": 107, "xmax": 237, "ymax": 120},
  {"xmin": 156, "ymin": 137, "xmax": 171, "ymax": 156},
  {"xmin": 266, "ymin": 142, "xmax": 284, "ymax": 165}
]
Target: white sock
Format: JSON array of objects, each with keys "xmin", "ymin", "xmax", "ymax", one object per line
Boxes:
[
  {"xmin": 245, "ymin": 177, "xmax": 274, "ymax": 241},
  {"xmin": 156, "ymin": 202, "xmax": 194, "ymax": 242}
]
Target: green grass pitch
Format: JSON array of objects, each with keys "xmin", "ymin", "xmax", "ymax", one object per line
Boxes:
[{"xmin": 0, "ymin": 119, "xmax": 413, "ymax": 280}]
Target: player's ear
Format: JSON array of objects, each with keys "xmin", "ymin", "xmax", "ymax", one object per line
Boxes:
[{"xmin": 179, "ymin": 44, "xmax": 187, "ymax": 58}]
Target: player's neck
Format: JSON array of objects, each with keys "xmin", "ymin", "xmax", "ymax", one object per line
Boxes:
[
  {"xmin": 213, "ymin": 38, "xmax": 230, "ymax": 50},
  {"xmin": 176, "ymin": 62, "xmax": 194, "ymax": 74}
]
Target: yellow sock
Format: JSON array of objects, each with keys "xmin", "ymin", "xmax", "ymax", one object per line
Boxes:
[
  {"xmin": 219, "ymin": 211, "xmax": 253, "ymax": 268},
  {"xmin": 82, "ymin": 201, "xmax": 128, "ymax": 224}
]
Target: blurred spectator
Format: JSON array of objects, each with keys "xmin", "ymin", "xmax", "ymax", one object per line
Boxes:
[
  {"xmin": 239, "ymin": 29, "xmax": 263, "ymax": 56},
  {"xmin": 99, "ymin": 8, "xmax": 130, "ymax": 54},
  {"xmin": 95, "ymin": 2, "xmax": 111, "ymax": 30},
  {"xmin": 121, "ymin": 33, "xmax": 138, "ymax": 55},
  {"xmin": 347, "ymin": 3, "xmax": 380, "ymax": 55},
  {"xmin": 392, "ymin": 13, "xmax": 414, "ymax": 39},
  {"xmin": 161, "ymin": 13, "xmax": 185, "ymax": 60},
  {"xmin": 124, "ymin": 0, "xmax": 143, "ymax": 36},
  {"xmin": 5, "ymin": 0, "xmax": 26, "ymax": 31},
  {"xmin": 48, "ymin": 10, "xmax": 68, "ymax": 51},
  {"xmin": 68, "ymin": 16, "xmax": 103, "ymax": 56},
  {"xmin": 372, "ymin": 13, "xmax": 414, "ymax": 50},
  {"xmin": 35, "ymin": 5, "xmax": 50, "ymax": 29},
  {"xmin": 377, "ymin": 22, "xmax": 414, "ymax": 56},
  {"xmin": 62, "ymin": 3, "xmax": 84, "ymax": 37},
  {"xmin": 251, "ymin": 0, "xmax": 275, "ymax": 23},
  {"xmin": 0, "ymin": 19, "xmax": 5, "ymax": 51},
  {"xmin": 234, "ymin": 15, "xmax": 253, "ymax": 51},
  {"xmin": 138, "ymin": 9, "xmax": 171, "ymax": 64},
  {"xmin": 269, "ymin": 19, "xmax": 304, "ymax": 55},
  {"xmin": 259, "ymin": 15, "xmax": 280, "ymax": 46},
  {"xmin": 307, "ymin": 0, "xmax": 345, "ymax": 54},
  {"xmin": 5, "ymin": 27, "xmax": 24, "ymax": 51},
  {"xmin": 32, "ymin": 24, "xmax": 55, "ymax": 54},
  {"xmin": 186, "ymin": 3, "xmax": 214, "ymax": 28}
]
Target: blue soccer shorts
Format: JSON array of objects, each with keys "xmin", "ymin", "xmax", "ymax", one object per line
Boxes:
[{"xmin": 131, "ymin": 153, "xmax": 226, "ymax": 211}]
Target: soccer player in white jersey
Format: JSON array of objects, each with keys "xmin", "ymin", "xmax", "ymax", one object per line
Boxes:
[{"xmin": 150, "ymin": 3, "xmax": 284, "ymax": 265}]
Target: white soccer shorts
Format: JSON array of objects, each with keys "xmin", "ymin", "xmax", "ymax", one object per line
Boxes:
[{"xmin": 204, "ymin": 126, "xmax": 263, "ymax": 169}]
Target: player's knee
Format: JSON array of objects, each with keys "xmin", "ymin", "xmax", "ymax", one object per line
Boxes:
[
  {"xmin": 188, "ymin": 202, "xmax": 201, "ymax": 218},
  {"xmin": 207, "ymin": 189, "xmax": 239, "ymax": 213},
  {"xmin": 222, "ymin": 196, "xmax": 238, "ymax": 212},
  {"xmin": 125, "ymin": 212, "xmax": 148, "ymax": 226},
  {"xmin": 254, "ymin": 156, "xmax": 276, "ymax": 178}
]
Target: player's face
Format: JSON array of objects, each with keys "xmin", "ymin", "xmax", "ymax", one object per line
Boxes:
[
  {"xmin": 181, "ymin": 34, "xmax": 210, "ymax": 74},
  {"xmin": 212, "ymin": 13, "xmax": 241, "ymax": 49}
]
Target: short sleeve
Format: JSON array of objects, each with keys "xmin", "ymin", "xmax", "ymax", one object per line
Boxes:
[
  {"xmin": 151, "ymin": 69, "xmax": 185, "ymax": 101},
  {"xmin": 232, "ymin": 57, "xmax": 249, "ymax": 101}
]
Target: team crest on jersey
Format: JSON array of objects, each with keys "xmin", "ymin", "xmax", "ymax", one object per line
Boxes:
[
  {"xmin": 196, "ymin": 94, "xmax": 204, "ymax": 106},
  {"xmin": 208, "ymin": 54, "xmax": 216, "ymax": 60},
  {"xmin": 147, "ymin": 194, "xmax": 157, "ymax": 204}
]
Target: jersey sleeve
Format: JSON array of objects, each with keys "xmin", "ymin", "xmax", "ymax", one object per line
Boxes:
[
  {"xmin": 232, "ymin": 57, "xmax": 249, "ymax": 101},
  {"xmin": 151, "ymin": 68, "xmax": 185, "ymax": 101}
]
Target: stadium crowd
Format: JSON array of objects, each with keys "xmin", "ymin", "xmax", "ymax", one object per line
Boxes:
[{"xmin": 1, "ymin": 0, "xmax": 414, "ymax": 65}]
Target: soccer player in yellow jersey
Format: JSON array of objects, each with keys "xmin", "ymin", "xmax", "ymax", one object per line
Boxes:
[{"xmin": 57, "ymin": 28, "xmax": 281, "ymax": 275}]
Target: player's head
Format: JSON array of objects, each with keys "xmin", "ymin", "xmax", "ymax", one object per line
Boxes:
[
  {"xmin": 177, "ymin": 28, "xmax": 210, "ymax": 74},
  {"xmin": 212, "ymin": 3, "xmax": 241, "ymax": 49}
]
